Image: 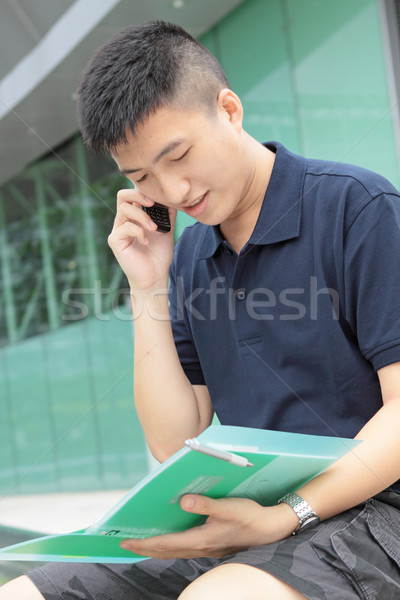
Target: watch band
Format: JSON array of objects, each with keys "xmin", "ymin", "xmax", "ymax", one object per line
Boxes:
[{"xmin": 278, "ymin": 492, "xmax": 320, "ymax": 535}]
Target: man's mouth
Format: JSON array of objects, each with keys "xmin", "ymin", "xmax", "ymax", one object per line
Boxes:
[
  {"xmin": 188, "ymin": 194, "xmax": 206, "ymax": 208},
  {"xmin": 183, "ymin": 192, "xmax": 209, "ymax": 217}
]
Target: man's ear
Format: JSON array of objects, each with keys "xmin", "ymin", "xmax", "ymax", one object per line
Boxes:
[{"xmin": 217, "ymin": 88, "xmax": 243, "ymax": 130}]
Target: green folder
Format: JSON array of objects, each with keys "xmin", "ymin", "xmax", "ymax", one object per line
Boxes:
[{"xmin": 0, "ymin": 425, "xmax": 360, "ymax": 563}]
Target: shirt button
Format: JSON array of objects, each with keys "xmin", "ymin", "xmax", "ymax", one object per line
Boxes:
[{"xmin": 236, "ymin": 289, "xmax": 246, "ymax": 301}]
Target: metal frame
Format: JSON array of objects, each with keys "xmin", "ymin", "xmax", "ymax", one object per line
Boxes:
[
  {"xmin": 0, "ymin": 192, "xmax": 18, "ymax": 343},
  {"xmin": 378, "ymin": 0, "xmax": 400, "ymax": 171}
]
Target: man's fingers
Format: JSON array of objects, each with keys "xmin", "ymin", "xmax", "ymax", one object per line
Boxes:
[
  {"xmin": 108, "ymin": 221, "xmax": 149, "ymax": 250},
  {"xmin": 116, "ymin": 201, "xmax": 158, "ymax": 231},
  {"xmin": 114, "ymin": 189, "xmax": 177, "ymax": 236},
  {"xmin": 120, "ymin": 528, "xmax": 200, "ymax": 556},
  {"xmin": 180, "ymin": 495, "xmax": 259, "ymax": 523},
  {"xmin": 116, "ymin": 188, "xmax": 153, "ymax": 209},
  {"xmin": 180, "ymin": 494, "xmax": 224, "ymax": 516}
]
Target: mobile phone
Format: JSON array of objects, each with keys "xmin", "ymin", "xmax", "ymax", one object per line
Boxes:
[{"xmin": 142, "ymin": 203, "xmax": 171, "ymax": 233}]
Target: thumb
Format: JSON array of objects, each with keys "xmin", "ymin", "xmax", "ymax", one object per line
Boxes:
[{"xmin": 180, "ymin": 494, "xmax": 222, "ymax": 516}]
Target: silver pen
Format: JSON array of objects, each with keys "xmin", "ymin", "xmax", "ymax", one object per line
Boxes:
[{"xmin": 185, "ymin": 438, "xmax": 254, "ymax": 467}]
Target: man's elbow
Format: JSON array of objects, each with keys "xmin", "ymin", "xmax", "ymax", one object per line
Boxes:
[{"xmin": 147, "ymin": 439, "xmax": 181, "ymax": 463}]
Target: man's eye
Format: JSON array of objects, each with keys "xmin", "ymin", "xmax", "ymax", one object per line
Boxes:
[
  {"xmin": 136, "ymin": 174, "xmax": 148, "ymax": 183},
  {"xmin": 173, "ymin": 148, "xmax": 190, "ymax": 162}
]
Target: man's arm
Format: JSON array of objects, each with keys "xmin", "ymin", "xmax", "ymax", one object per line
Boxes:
[
  {"xmin": 108, "ymin": 189, "xmax": 213, "ymax": 462},
  {"xmin": 120, "ymin": 361, "xmax": 400, "ymax": 559},
  {"xmin": 132, "ymin": 289, "xmax": 213, "ymax": 460},
  {"xmin": 297, "ymin": 361, "xmax": 400, "ymax": 519}
]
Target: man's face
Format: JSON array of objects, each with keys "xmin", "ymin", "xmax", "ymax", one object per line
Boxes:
[{"xmin": 112, "ymin": 96, "xmax": 254, "ymax": 226}]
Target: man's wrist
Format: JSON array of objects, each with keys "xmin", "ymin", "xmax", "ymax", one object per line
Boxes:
[
  {"xmin": 278, "ymin": 492, "xmax": 320, "ymax": 535},
  {"xmin": 128, "ymin": 275, "xmax": 169, "ymax": 298},
  {"xmin": 267, "ymin": 502, "xmax": 302, "ymax": 540},
  {"xmin": 129, "ymin": 284, "xmax": 170, "ymax": 320}
]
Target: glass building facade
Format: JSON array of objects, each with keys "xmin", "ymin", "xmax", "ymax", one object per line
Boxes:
[{"xmin": 0, "ymin": 0, "xmax": 399, "ymax": 494}]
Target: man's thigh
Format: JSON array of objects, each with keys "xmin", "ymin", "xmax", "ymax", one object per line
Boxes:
[
  {"xmin": 178, "ymin": 563, "xmax": 307, "ymax": 600},
  {"xmin": 2, "ymin": 564, "xmax": 306, "ymax": 600},
  {"xmin": 0, "ymin": 575, "xmax": 45, "ymax": 600}
]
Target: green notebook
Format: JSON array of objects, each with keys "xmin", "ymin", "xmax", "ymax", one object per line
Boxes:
[{"xmin": 0, "ymin": 425, "xmax": 359, "ymax": 563}]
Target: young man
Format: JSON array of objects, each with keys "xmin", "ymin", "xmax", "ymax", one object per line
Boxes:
[{"xmin": 2, "ymin": 20, "xmax": 400, "ymax": 600}]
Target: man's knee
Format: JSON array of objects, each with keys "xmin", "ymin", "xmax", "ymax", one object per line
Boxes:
[
  {"xmin": 178, "ymin": 563, "xmax": 307, "ymax": 600},
  {"xmin": 0, "ymin": 575, "xmax": 45, "ymax": 600}
]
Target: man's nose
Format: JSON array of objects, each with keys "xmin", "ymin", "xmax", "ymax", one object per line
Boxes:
[{"xmin": 159, "ymin": 174, "xmax": 190, "ymax": 205}]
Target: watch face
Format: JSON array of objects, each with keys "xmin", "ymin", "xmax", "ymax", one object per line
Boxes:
[{"xmin": 296, "ymin": 515, "xmax": 320, "ymax": 534}]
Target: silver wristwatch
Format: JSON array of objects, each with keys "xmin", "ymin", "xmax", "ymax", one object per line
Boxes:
[{"xmin": 278, "ymin": 492, "xmax": 320, "ymax": 535}]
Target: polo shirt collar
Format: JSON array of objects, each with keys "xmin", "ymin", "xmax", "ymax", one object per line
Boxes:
[{"xmin": 197, "ymin": 142, "xmax": 305, "ymax": 259}]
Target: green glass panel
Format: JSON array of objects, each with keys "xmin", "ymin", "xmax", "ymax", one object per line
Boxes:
[
  {"xmin": 211, "ymin": 0, "xmax": 300, "ymax": 150},
  {"xmin": 287, "ymin": 0, "xmax": 369, "ymax": 67},
  {"xmin": 2, "ymin": 338, "xmax": 57, "ymax": 493},
  {"xmin": 0, "ymin": 312, "xmax": 148, "ymax": 494},
  {"xmin": 0, "ymin": 352, "xmax": 18, "ymax": 493},
  {"xmin": 287, "ymin": 0, "xmax": 399, "ymax": 187},
  {"xmin": 43, "ymin": 323, "xmax": 109, "ymax": 491},
  {"xmin": 81, "ymin": 311, "xmax": 148, "ymax": 488},
  {"xmin": 174, "ymin": 212, "xmax": 195, "ymax": 241}
]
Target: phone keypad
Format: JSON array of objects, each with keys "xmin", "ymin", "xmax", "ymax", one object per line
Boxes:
[{"xmin": 143, "ymin": 205, "xmax": 171, "ymax": 232}]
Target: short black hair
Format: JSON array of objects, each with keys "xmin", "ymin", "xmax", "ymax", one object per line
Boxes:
[{"xmin": 77, "ymin": 21, "xmax": 230, "ymax": 154}]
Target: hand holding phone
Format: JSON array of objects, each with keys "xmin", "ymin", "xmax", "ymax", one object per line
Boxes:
[
  {"xmin": 142, "ymin": 203, "xmax": 171, "ymax": 233},
  {"xmin": 108, "ymin": 189, "xmax": 174, "ymax": 296}
]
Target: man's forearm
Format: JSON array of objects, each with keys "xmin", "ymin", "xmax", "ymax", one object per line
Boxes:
[
  {"xmin": 131, "ymin": 288, "xmax": 212, "ymax": 461},
  {"xmin": 295, "ymin": 396, "xmax": 400, "ymax": 523}
]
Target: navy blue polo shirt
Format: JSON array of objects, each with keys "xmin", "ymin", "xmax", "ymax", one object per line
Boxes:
[{"xmin": 169, "ymin": 142, "xmax": 400, "ymax": 442}]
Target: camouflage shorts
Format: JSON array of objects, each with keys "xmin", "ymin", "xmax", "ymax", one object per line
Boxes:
[{"xmin": 27, "ymin": 492, "xmax": 400, "ymax": 600}]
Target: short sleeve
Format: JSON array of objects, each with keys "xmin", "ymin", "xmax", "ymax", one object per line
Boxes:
[
  {"xmin": 344, "ymin": 192, "xmax": 400, "ymax": 371},
  {"xmin": 169, "ymin": 259, "xmax": 206, "ymax": 385}
]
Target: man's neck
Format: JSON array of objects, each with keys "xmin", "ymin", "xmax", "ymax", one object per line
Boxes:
[{"xmin": 220, "ymin": 139, "xmax": 275, "ymax": 254}]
